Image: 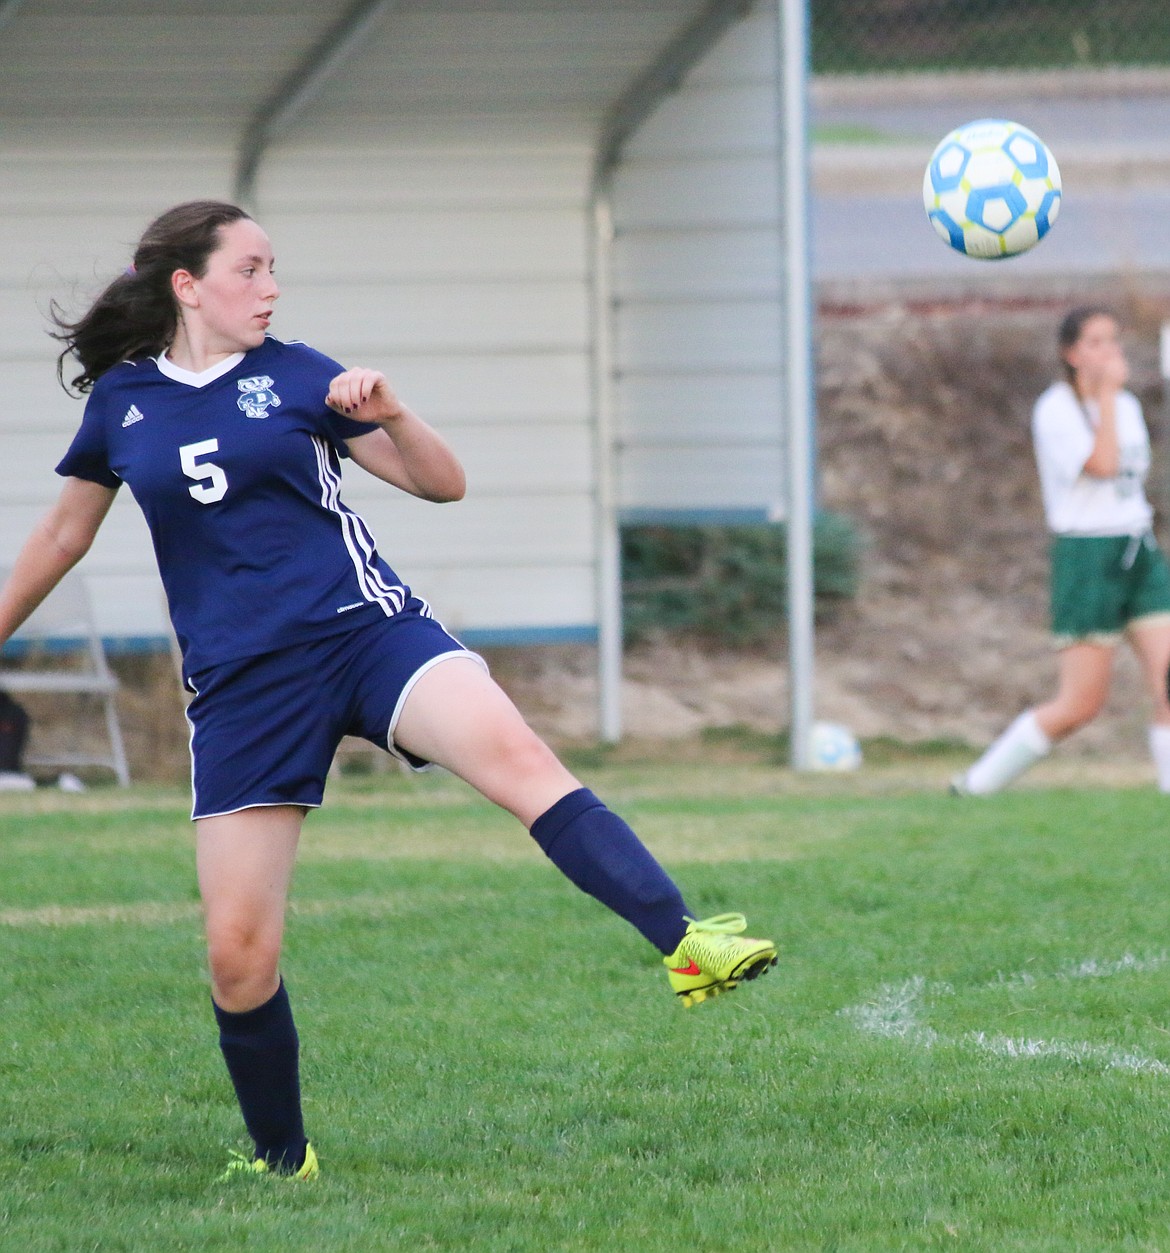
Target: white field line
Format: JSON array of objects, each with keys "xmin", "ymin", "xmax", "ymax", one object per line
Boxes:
[
  {"xmin": 992, "ymin": 952, "xmax": 1170, "ymax": 989},
  {"xmin": 840, "ymin": 976, "xmax": 940, "ymax": 1046},
  {"xmin": 841, "ymin": 964, "xmax": 1170, "ymax": 1076},
  {"xmin": 966, "ymin": 1032, "xmax": 1170, "ymax": 1075},
  {"xmin": 1056, "ymin": 952, "xmax": 1170, "ymax": 980}
]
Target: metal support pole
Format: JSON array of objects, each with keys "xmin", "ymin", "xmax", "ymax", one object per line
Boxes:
[
  {"xmin": 591, "ymin": 188, "xmax": 623, "ymax": 743},
  {"xmin": 776, "ymin": 0, "xmax": 816, "ymax": 769}
]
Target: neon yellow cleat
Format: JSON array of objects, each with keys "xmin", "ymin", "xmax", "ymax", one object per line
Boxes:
[
  {"xmin": 220, "ymin": 1141, "xmax": 319, "ymax": 1181},
  {"xmin": 664, "ymin": 913, "xmax": 777, "ymax": 1007}
]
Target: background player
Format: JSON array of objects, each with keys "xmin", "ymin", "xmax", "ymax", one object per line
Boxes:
[
  {"xmin": 0, "ymin": 201, "xmax": 776, "ymax": 1179},
  {"xmin": 953, "ymin": 306, "xmax": 1170, "ymax": 795}
]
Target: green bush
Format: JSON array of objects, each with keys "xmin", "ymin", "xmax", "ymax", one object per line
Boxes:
[{"xmin": 620, "ymin": 511, "xmax": 863, "ymax": 646}]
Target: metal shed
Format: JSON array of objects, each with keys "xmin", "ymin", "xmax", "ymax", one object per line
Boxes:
[{"xmin": 0, "ymin": 0, "xmax": 814, "ymax": 751}]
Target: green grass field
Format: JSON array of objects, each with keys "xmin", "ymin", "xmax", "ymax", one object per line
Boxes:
[{"xmin": 3, "ymin": 755, "xmax": 1170, "ymax": 1251}]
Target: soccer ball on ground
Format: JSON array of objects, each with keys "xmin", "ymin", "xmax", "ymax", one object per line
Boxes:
[
  {"xmin": 808, "ymin": 722, "xmax": 863, "ymax": 772},
  {"xmin": 922, "ymin": 118, "xmax": 1061, "ymax": 259}
]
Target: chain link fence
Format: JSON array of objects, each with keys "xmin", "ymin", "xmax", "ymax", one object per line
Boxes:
[{"xmin": 812, "ymin": 1, "xmax": 1170, "ymax": 75}]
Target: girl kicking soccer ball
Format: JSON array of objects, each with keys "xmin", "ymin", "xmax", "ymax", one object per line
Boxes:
[{"xmin": 0, "ymin": 201, "xmax": 776, "ymax": 1179}]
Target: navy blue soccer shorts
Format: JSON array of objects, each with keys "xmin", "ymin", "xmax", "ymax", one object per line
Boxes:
[{"xmin": 184, "ymin": 598, "xmax": 487, "ymax": 820}]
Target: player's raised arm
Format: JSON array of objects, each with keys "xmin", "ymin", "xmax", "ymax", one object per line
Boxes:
[
  {"xmin": 1079, "ymin": 342, "xmax": 1127, "ymax": 480},
  {"xmin": 0, "ymin": 477, "xmax": 119, "ymax": 645},
  {"xmin": 329, "ymin": 368, "xmax": 465, "ymax": 503}
]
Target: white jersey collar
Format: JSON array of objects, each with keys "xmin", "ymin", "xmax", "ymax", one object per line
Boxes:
[{"xmin": 155, "ymin": 351, "xmax": 246, "ymax": 388}]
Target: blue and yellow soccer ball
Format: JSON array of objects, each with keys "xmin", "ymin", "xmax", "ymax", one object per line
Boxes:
[{"xmin": 923, "ymin": 118, "xmax": 1061, "ymax": 259}]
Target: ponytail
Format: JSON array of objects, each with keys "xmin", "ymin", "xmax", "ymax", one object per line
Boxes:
[
  {"xmin": 50, "ymin": 200, "xmax": 252, "ymax": 394},
  {"xmin": 50, "ymin": 266, "xmax": 180, "ymax": 393}
]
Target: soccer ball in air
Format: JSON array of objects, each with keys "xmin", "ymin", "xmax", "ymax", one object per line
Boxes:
[
  {"xmin": 922, "ymin": 118, "xmax": 1061, "ymax": 259},
  {"xmin": 808, "ymin": 722, "xmax": 863, "ymax": 772}
]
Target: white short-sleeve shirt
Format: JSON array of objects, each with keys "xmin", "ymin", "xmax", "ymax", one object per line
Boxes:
[{"xmin": 1031, "ymin": 379, "xmax": 1153, "ymax": 536}]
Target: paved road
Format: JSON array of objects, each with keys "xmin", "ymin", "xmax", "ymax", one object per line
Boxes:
[
  {"xmin": 813, "ymin": 187, "xmax": 1170, "ymax": 284},
  {"xmin": 810, "ymin": 70, "xmax": 1170, "ymax": 284},
  {"xmin": 814, "ymin": 83, "xmax": 1170, "ymax": 149}
]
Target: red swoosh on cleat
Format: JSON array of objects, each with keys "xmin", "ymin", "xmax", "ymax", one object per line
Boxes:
[{"xmin": 669, "ymin": 960, "xmax": 703, "ymax": 976}]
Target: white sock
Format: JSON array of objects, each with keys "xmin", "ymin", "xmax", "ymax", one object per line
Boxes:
[
  {"xmin": 964, "ymin": 711, "xmax": 1052, "ymax": 795},
  {"xmin": 1148, "ymin": 725, "xmax": 1170, "ymax": 793}
]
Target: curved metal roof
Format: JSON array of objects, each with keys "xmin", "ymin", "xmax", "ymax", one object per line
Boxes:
[{"xmin": 0, "ymin": 0, "xmax": 753, "ymax": 197}]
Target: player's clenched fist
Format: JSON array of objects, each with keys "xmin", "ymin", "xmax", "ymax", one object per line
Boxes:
[{"xmin": 326, "ymin": 368, "xmax": 404, "ymax": 423}]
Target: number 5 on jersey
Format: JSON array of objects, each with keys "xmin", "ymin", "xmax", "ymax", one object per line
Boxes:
[{"xmin": 180, "ymin": 439, "xmax": 228, "ymax": 504}]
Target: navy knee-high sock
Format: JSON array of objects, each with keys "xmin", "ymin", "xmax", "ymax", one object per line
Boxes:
[
  {"xmin": 213, "ymin": 979, "xmax": 307, "ymax": 1171},
  {"xmin": 530, "ymin": 787, "xmax": 690, "ymax": 954}
]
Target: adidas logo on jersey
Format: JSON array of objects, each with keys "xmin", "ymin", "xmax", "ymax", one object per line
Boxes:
[{"xmin": 121, "ymin": 404, "xmax": 145, "ymax": 428}]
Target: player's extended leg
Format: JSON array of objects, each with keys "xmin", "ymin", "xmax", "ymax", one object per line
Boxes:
[
  {"xmin": 394, "ymin": 656, "xmax": 685, "ymax": 948},
  {"xmin": 393, "ymin": 658, "xmax": 776, "ymax": 1002},
  {"xmin": 1127, "ymin": 618, "xmax": 1170, "ymax": 790},
  {"xmin": 958, "ymin": 642, "xmax": 1113, "ymax": 795},
  {"xmin": 197, "ymin": 805, "xmax": 316, "ymax": 1176}
]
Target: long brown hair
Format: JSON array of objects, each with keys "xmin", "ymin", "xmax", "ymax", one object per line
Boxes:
[{"xmin": 50, "ymin": 200, "xmax": 252, "ymax": 394}]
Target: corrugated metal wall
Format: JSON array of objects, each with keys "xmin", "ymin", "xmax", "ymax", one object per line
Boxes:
[
  {"xmin": 255, "ymin": 147, "xmax": 598, "ymax": 642},
  {"xmin": 0, "ymin": 145, "xmax": 599, "ymax": 643},
  {"xmin": 612, "ymin": 6, "xmax": 785, "ymax": 521}
]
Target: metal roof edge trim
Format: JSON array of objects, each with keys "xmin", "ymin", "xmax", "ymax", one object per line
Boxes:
[
  {"xmin": 591, "ymin": 0, "xmax": 755, "ymax": 191},
  {"xmin": 235, "ymin": 0, "xmax": 400, "ymax": 206}
]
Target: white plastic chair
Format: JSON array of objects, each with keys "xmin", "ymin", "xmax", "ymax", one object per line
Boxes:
[{"xmin": 0, "ymin": 569, "xmax": 130, "ymax": 786}]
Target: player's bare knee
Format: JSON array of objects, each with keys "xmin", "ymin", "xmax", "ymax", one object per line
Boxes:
[
  {"xmin": 206, "ymin": 923, "xmax": 280, "ymax": 992},
  {"xmin": 499, "ymin": 727, "xmax": 565, "ymax": 784}
]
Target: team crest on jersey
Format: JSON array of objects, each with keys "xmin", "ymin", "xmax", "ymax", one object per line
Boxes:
[{"xmin": 237, "ymin": 375, "xmax": 282, "ymax": 419}]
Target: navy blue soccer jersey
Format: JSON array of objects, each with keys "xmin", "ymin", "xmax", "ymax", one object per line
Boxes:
[{"xmin": 56, "ymin": 336, "xmax": 411, "ymax": 677}]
